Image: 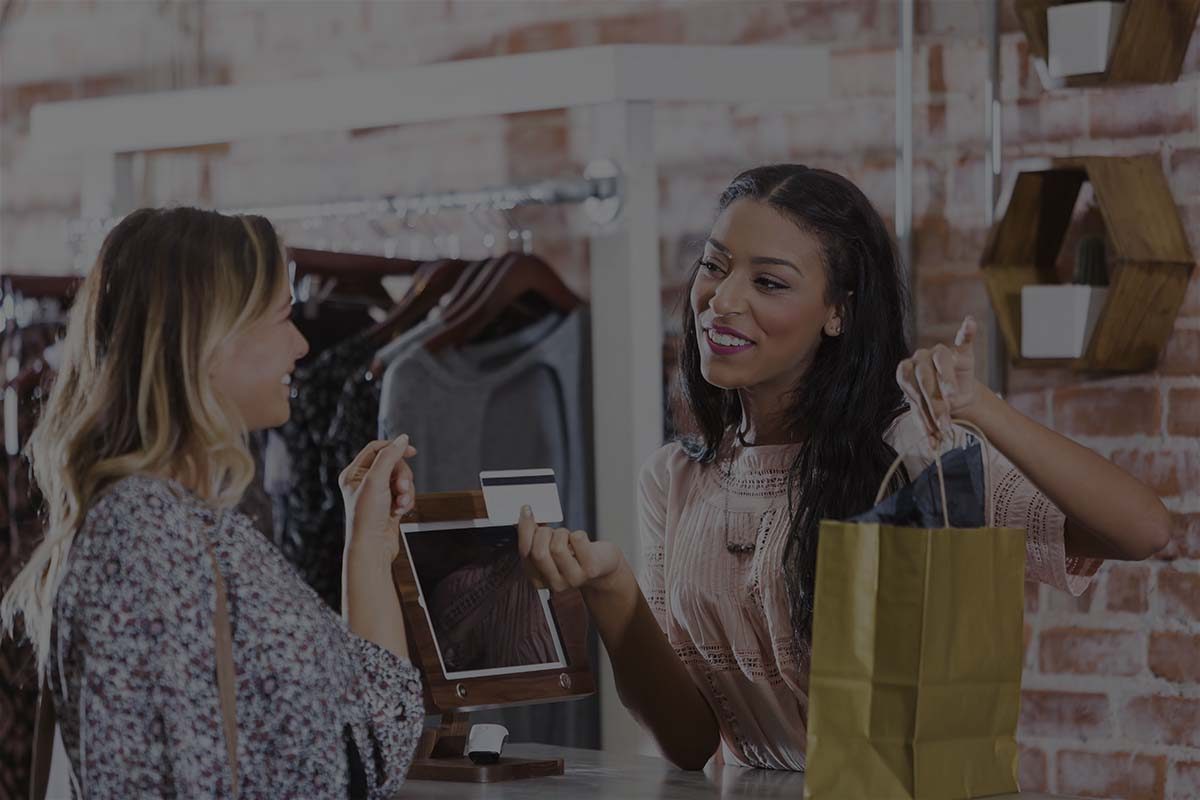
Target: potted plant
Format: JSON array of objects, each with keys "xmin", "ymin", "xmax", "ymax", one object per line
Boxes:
[
  {"xmin": 1046, "ymin": 1, "xmax": 1127, "ymax": 78},
  {"xmin": 1021, "ymin": 235, "xmax": 1111, "ymax": 359}
]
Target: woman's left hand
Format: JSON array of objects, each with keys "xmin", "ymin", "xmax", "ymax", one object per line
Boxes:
[{"xmin": 896, "ymin": 315, "xmax": 983, "ymax": 444}]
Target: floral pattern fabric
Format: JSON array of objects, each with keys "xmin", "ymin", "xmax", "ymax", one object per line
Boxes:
[{"xmin": 51, "ymin": 474, "xmax": 423, "ymax": 798}]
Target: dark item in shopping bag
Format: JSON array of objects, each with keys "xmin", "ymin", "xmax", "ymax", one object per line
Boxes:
[{"xmin": 850, "ymin": 440, "xmax": 986, "ymax": 529}]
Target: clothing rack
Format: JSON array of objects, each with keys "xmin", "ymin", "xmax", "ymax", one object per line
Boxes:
[
  {"xmin": 64, "ymin": 167, "xmax": 623, "ymax": 251},
  {"xmin": 27, "ymin": 43, "xmax": 831, "ymax": 755}
]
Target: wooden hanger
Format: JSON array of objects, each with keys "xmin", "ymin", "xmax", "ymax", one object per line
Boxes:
[
  {"xmin": 362, "ymin": 259, "xmax": 477, "ymax": 375},
  {"xmin": 424, "ymin": 253, "xmax": 580, "ymax": 353},
  {"xmin": 432, "ymin": 254, "xmax": 513, "ymax": 326},
  {"xmin": 363, "ymin": 259, "xmax": 458, "ymax": 344},
  {"xmin": 289, "ymin": 248, "xmax": 422, "ymax": 314}
]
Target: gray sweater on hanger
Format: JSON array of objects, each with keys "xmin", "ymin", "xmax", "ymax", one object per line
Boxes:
[
  {"xmin": 377, "ymin": 308, "xmax": 598, "ymax": 748},
  {"xmin": 379, "ymin": 309, "xmax": 593, "ymax": 532}
]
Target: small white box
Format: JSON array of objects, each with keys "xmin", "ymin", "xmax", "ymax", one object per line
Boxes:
[
  {"xmin": 1047, "ymin": 1, "xmax": 1126, "ymax": 78},
  {"xmin": 1021, "ymin": 285, "xmax": 1109, "ymax": 359}
]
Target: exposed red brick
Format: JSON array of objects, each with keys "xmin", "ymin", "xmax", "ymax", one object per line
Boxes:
[
  {"xmin": 1019, "ymin": 690, "xmax": 1111, "ymax": 739},
  {"xmin": 0, "ymin": 79, "xmax": 78, "ymax": 120},
  {"xmin": 1056, "ymin": 750, "xmax": 1167, "ymax": 800},
  {"xmin": 919, "ymin": 102, "xmax": 948, "ymax": 147},
  {"xmin": 780, "ymin": 1, "xmax": 842, "ymax": 40},
  {"xmin": 1157, "ymin": 513, "xmax": 1200, "ymax": 561},
  {"xmin": 1109, "ymin": 450, "xmax": 1181, "ymax": 497},
  {"xmin": 1148, "ymin": 632, "xmax": 1200, "ymax": 684},
  {"xmin": 1122, "ymin": 695, "xmax": 1200, "ymax": 748},
  {"xmin": 1008, "ymin": 390, "xmax": 1050, "ymax": 427},
  {"xmin": 1004, "ymin": 94, "xmax": 1088, "ymax": 143},
  {"xmin": 594, "ymin": 10, "xmax": 686, "ymax": 44},
  {"xmin": 1089, "ymin": 83, "xmax": 1198, "ymax": 139},
  {"xmin": 916, "ymin": 273, "xmax": 990, "ymax": 329},
  {"xmin": 1159, "ymin": 328, "xmax": 1200, "ymax": 376},
  {"xmin": 1019, "ymin": 743, "xmax": 1048, "ymax": 793},
  {"xmin": 1169, "ymin": 760, "xmax": 1200, "ymax": 800},
  {"xmin": 1008, "ymin": 365, "xmax": 1078, "ymax": 395},
  {"xmin": 927, "ymin": 42, "xmax": 946, "ymax": 94},
  {"xmin": 1180, "ymin": 272, "xmax": 1200, "ymax": 318},
  {"xmin": 1105, "ymin": 563, "xmax": 1150, "ymax": 614},
  {"xmin": 1168, "ymin": 388, "xmax": 1200, "ymax": 437},
  {"xmin": 1053, "ymin": 385, "xmax": 1161, "ymax": 437},
  {"xmin": 1044, "ymin": 578, "xmax": 1099, "ymax": 614},
  {"xmin": 830, "ymin": 46, "xmax": 899, "ymax": 99},
  {"xmin": 502, "ymin": 20, "xmax": 578, "ymax": 55},
  {"xmin": 1024, "ymin": 580, "xmax": 1041, "ymax": 613},
  {"xmin": 1169, "ymin": 148, "xmax": 1200, "ymax": 202},
  {"xmin": 1158, "ymin": 568, "xmax": 1200, "ymax": 622},
  {"xmin": 1039, "ymin": 628, "xmax": 1144, "ymax": 677},
  {"xmin": 913, "ymin": 216, "xmax": 991, "ymax": 270}
]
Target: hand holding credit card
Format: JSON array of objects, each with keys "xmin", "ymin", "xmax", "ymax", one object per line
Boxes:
[{"xmin": 480, "ymin": 468, "xmax": 565, "ymax": 524}]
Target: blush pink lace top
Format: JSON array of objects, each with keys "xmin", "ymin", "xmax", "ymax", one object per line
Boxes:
[{"xmin": 636, "ymin": 410, "xmax": 1103, "ymax": 771}]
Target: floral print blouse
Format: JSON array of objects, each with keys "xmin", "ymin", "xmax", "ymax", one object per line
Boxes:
[{"xmin": 51, "ymin": 474, "xmax": 423, "ymax": 798}]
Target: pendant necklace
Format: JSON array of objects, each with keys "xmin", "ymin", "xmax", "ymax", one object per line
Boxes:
[{"xmin": 723, "ymin": 428, "xmax": 757, "ymax": 554}]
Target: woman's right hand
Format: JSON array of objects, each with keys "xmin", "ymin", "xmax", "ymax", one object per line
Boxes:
[
  {"xmin": 339, "ymin": 434, "xmax": 418, "ymax": 563},
  {"xmin": 517, "ymin": 505, "xmax": 624, "ymax": 593}
]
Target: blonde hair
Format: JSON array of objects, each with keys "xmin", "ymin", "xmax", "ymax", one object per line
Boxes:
[{"xmin": 1, "ymin": 207, "xmax": 290, "ymax": 678}]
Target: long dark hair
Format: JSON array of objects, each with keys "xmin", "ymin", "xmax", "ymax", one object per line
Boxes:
[{"xmin": 678, "ymin": 164, "xmax": 912, "ymax": 647}]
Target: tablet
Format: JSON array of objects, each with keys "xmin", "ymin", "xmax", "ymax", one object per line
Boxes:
[{"xmin": 399, "ymin": 518, "xmax": 569, "ymax": 680}]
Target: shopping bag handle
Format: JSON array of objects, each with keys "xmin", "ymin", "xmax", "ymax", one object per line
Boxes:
[{"xmin": 873, "ymin": 417, "xmax": 994, "ymax": 528}]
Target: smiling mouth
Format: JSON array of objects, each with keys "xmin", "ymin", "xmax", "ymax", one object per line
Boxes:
[{"xmin": 704, "ymin": 328, "xmax": 755, "ymax": 352}]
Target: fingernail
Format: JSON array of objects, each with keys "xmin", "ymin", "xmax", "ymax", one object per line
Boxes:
[
  {"xmin": 394, "ymin": 434, "xmax": 408, "ymax": 445},
  {"xmin": 399, "ymin": 479, "xmax": 412, "ymax": 491},
  {"xmin": 521, "ymin": 504, "xmax": 532, "ymax": 518}
]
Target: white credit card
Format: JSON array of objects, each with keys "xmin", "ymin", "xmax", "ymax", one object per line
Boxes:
[{"xmin": 479, "ymin": 469, "xmax": 564, "ymax": 525}]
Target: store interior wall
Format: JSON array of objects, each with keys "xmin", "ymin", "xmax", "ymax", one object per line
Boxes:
[{"xmin": 2, "ymin": 2, "xmax": 1199, "ymax": 798}]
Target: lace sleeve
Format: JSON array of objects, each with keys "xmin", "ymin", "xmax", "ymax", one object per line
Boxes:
[{"xmin": 637, "ymin": 444, "xmax": 675, "ymax": 629}]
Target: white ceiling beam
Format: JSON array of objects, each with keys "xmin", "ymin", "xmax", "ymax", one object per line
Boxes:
[{"xmin": 29, "ymin": 44, "xmax": 829, "ymax": 157}]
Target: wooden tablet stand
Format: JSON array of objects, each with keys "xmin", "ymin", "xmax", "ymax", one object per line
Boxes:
[{"xmin": 395, "ymin": 490, "xmax": 594, "ymax": 783}]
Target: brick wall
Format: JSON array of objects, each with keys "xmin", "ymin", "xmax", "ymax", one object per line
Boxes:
[{"xmin": 1, "ymin": 2, "xmax": 1197, "ymax": 798}]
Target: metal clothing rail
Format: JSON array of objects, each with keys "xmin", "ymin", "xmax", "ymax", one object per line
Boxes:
[{"xmin": 65, "ymin": 161, "xmax": 623, "ymax": 243}]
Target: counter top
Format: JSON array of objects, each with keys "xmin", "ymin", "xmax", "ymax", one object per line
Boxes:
[{"xmin": 396, "ymin": 744, "xmax": 1082, "ymax": 799}]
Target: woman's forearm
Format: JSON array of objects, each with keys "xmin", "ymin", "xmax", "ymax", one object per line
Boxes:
[
  {"xmin": 342, "ymin": 544, "xmax": 410, "ymax": 660},
  {"xmin": 580, "ymin": 559, "xmax": 720, "ymax": 770},
  {"xmin": 963, "ymin": 387, "xmax": 1171, "ymax": 560}
]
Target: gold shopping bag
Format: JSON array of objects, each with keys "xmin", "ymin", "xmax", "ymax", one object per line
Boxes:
[{"xmin": 804, "ymin": 421, "xmax": 1025, "ymax": 800}]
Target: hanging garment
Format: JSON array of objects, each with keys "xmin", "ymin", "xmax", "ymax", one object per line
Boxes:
[
  {"xmin": 377, "ymin": 309, "xmax": 599, "ymax": 749},
  {"xmin": 0, "ymin": 321, "xmax": 62, "ymax": 800},
  {"xmin": 269, "ymin": 334, "xmax": 378, "ymax": 609},
  {"xmin": 310, "ymin": 317, "xmax": 444, "ymax": 610}
]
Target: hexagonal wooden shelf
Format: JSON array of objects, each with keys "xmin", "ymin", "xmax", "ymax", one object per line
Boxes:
[
  {"xmin": 980, "ymin": 156, "xmax": 1195, "ymax": 373},
  {"xmin": 1015, "ymin": 0, "xmax": 1200, "ymax": 87}
]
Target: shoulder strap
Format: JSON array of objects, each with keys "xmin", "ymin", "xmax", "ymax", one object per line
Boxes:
[
  {"xmin": 205, "ymin": 533, "xmax": 240, "ymax": 798},
  {"xmin": 29, "ymin": 680, "xmax": 55, "ymax": 800},
  {"xmin": 29, "ymin": 515, "xmax": 241, "ymax": 799}
]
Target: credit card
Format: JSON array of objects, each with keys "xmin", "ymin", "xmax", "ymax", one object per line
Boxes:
[{"xmin": 479, "ymin": 468, "xmax": 564, "ymax": 525}]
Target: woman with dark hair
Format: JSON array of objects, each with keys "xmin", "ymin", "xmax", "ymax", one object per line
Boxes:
[{"xmin": 519, "ymin": 164, "xmax": 1170, "ymax": 771}]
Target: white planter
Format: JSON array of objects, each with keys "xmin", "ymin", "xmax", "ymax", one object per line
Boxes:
[
  {"xmin": 1047, "ymin": 1, "xmax": 1126, "ymax": 78},
  {"xmin": 1021, "ymin": 285, "xmax": 1110, "ymax": 359}
]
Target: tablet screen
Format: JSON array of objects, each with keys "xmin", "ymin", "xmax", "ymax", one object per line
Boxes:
[{"xmin": 400, "ymin": 519, "xmax": 568, "ymax": 680}]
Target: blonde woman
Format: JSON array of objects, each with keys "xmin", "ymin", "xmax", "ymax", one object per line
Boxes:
[{"xmin": 2, "ymin": 208, "xmax": 424, "ymax": 797}]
